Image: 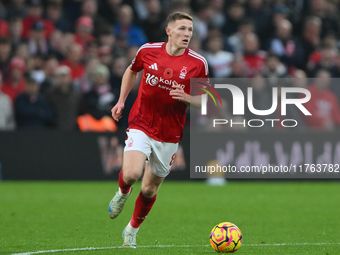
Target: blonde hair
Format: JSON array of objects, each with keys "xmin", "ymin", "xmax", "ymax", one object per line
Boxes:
[{"xmin": 166, "ymin": 11, "xmax": 193, "ymax": 25}]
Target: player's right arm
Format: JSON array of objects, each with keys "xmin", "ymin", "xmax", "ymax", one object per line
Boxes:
[{"xmin": 111, "ymin": 67, "xmax": 138, "ymax": 122}]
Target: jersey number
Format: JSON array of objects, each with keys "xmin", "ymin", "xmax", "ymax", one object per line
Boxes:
[{"xmin": 169, "ymin": 153, "xmax": 176, "ymax": 167}]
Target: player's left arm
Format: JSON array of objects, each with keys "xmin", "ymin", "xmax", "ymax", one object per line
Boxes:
[{"xmin": 170, "ymin": 81, "xmax": 201, "ymax": 108}]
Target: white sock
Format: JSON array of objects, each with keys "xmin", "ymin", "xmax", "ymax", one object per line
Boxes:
[
  {"xmin": 126, "ymin": 221, "xmax": 139, "ymax": 234},
  {"xmin": 119, "ymin": 187, "xmax": 131, "ymax": 195},
  {"xmin": 118, "ymin": 188, "xmax": 124, "ymax": 195}
]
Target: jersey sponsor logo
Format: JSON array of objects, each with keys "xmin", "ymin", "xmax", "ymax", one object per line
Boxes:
[
  {"xmin": 146, "ymin": 73, "xmax": 185, "ymax": 90},
  {"xmin": 164, "ymin": 68, "xmax": 173, "ymax": 79},
  {"xmin": 149, "ymin": 63, "xmax": 158, "ymax": 70},
  {"xmin": 145, "ymin": 73, "xmax": 159, "ymax": 86},
  {"xmin": 179, "ymin": 66, "xmax": 187, "ymax": 79}
]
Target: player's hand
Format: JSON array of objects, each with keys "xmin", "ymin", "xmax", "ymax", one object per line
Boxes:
[
  {"xmin": 170, "ymin": 81, "xmax": 189, "ymax": 103},
  {"xmin": 111, "ymin": 102, "xmax": 125, "ymax": 122}
]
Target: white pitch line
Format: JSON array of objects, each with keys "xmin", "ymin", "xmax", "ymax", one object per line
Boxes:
[
  {"xmin": 11, "ymin": 243, "xmax": 340, "ymax": 255},
  {"xmin": 245, "ymin": 242, "xmax": 340, "ymax": 246},
  {"xmin": 11, "ymin": 245, "xmax": 205, "ymax": 255}
]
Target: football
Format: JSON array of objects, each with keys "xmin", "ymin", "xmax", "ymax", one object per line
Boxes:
[{"xmin": 210, "ymin": 222, "xmax": 243, "ymax": 253}]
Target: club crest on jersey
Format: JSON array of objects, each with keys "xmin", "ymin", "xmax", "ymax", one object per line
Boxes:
[
  {"xmin": 127, "ymin": 137, "xmax": 134, "ymax": 147},
  {"xmin": 179, "ymin": 66, "xmax": 187, "ymax": 79},
  {"xmin": 164, "ymin": 68, "xmax": 173, "ymax": 79}
]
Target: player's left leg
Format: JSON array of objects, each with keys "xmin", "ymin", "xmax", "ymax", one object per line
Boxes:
[
  {"xmin": 122, "ymin": 137, "xmax": 178, "ymax": 248},
  {"xmin": 122, "ymin": 164, "xmax": 164, "ymax": 248}
]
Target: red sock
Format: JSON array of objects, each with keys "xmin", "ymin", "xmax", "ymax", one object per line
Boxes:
[
  {"xmin": 118, "ymin": 170, "xmax": 131, "ymax": 194},
  {"xmin": 130, "ymin": 191, "xmax": 157, "ymax": 228}
]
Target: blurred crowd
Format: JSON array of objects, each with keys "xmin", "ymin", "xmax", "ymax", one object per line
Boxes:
[{"xmin": 0, "ymin": 0, "xmax": 340, "ymax": 132}]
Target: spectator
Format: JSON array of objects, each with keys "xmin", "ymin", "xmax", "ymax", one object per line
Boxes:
[
  {"xmin": 6, "ymin": 0, "xmax": 27, "ymax": 19},
  {"xmin": 81, "ymin": 64, "xmax": 114, "ymax": 116},
  {"xmin": 63, "ymin": 0, "xmax": 82, "ymax": 25},
  {"xmin": 45, "ymin": 65, "xmax": 80, "ymax": 130},
  {"xmin": 132, "ymin": 0, "xmax": 149, "ymax": 22},
  {"xmin": 243, "ymin": 33, "xmax": 267, "ymax": 77},
  {"xmin": 227, "ymin": 19, "xmax": 255, "ymax": 53},
  {"xmin": 58, "ymin": 32, "xmax": 75, "ymax": 58},
  {"xmin": 114, "ymin": 34, "xmax": 129, "ymax": 55},
  {"xmin": 305, "ymin": 0, "xmax": 339, "ymax": 38},
  {"xmin": 74, "ymin": 16, "xmax": 94, "ymax": 55},
  {"xmin": 229, "ymin": 56, "xmax": 247, "ymax": 78},
  {"xmin": 8, "ymin": 17, "xmax": 24, "ymax": 49},
  {"xmin": 40, "ymin": 55, "xmax": 59, "ymax": 93},
  {"xmin": 268, "ymin": 19, "xmax": 303, "ymax": 71},
  {"xmin": 14, "ymin": 76, "xmax": 53, "ymax": 129},
  {"xmin": 46, "ymin": 2, "xmax": 72, "ymax": 33},
  {"xmin": 0, "ymin": 19, "xmax": 9, "ymax": 38},
  {"xmin": 80, "ymin": 0, "xmax": 109, "ymax": 37},
  {"xmin": 98, "ymin": 27, "xmax": 115, "ymax": 48},
  {"xmin": 322, "ymin": 33, "xmax": 339, "ymax": 49},
  {"xmin": 308, "ymin": 46, "xmax": 338, "ymax": 77},
  {"xmin": 49, "ymin": 30, "xmax": 65, "ymax": 61},
  {"xmin": 297, "ymin": 16, "xmax": 322, "ymax": 70},
  {"xmin": 204, "ymin": 34, "xmax": 233, "ymax": 78},
  {"xmin": 191, "ymin": 3, "xmax": 214, "ymax": 41},
  {"xmin": 78, "ymin": 64, "xmax": 117, "ymax": 132},
  {"xmin": 0, "ymin": 2, "xmax": 6, "ymax": 19},
  {"xmin": 98, "ymin": 45, "xmax": 112, "ymax": 67},
  {"xmin": 0, "ymin": 38, "xmax": 12, "ymax": 78},
  {"xmin": 78, "ymin": 57, "xmax": 99, "ymax": 94},
  {"xmin": 99, "ymin": 0, "xmax": 123, "ymax": 25},
  {"xmin": 166, "ymin": 1, "xmax": 191, "ymax": 14},
  {"xmin": 2, "ymin": 57, "xmax": 26, "ymax": 103},
  {"xmin": 0, "ymin": 72, "xmax": 15, "ymax": 130},
  {"xmin": 334, "ymin": 60, "xmax": 340, "ymax": 96},
  {"xmin": 262, "ymin": 54, "xmax": 288, "ymax": 87},
  {"xmin": 271, "ymin": 4, "xmax": 290, "ymax": 26},
  {"xmin": 223, "ymin": 3, "xmax": 245, "ymax": 37},
  {"xmin": 209, "ymin": 0, "xmax": 226, "ymax": 29},
  {"xmin": 303, "ymin": 69, "xmax": 340, "ymax": 130},
  {"xmin": 28, "ymin": 53, "xmax": 46, "ymax": 84},
  {"xmin": 14, "ymin": 42, "xmax": 29, "ymax": 63},
  {"xmin": 110, "ymin": 56, "xmax": 128, "ymax": 96},
  {"xmin": 126, "ymin": 46, "xmax": 139, "ymax": 65},
  {"xmin": 60, "ymin": 43, "xmax": 85, "ymax": 84},
  {"xmin": 188, "ymin": 35, "xmax": 203, "ymax": 54},
  {"xmin": 22, "ymin": 0, "xmax": 55, "ymax": 39},
  {"xmin": 114, "ymin": 5, "xmax": 147, "ymax": 47},
  {"xmin": 245, "ymin": 0, "xmax": 271, "ymax": 44},
  {"xmin": 267, "ymin": 4, "xmax": 291, "ymax": 40},
  {"xmin": 291, "ymin": 69, "xmax": 308, "ymax": 89},
  {"xmin": 86, "ymin": 41, "xmax": 99, "ymax": 61},
  {"xmin": 141, "ymin": 0, "xmax": 165, "ymax": 42},
  {"xmin": 307, "ymin": 34, "xmax": 339, "ymax": 73},
  {"xmin": 27, "ymin": 20, "xmax": 50, "ymax": 55},
  {"xmin": 293, "ymin": 69, "xmax": 307, "ymax": 79}
]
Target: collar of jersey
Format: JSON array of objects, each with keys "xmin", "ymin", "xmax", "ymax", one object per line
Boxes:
[{"xmin": 162, "ymin": 42, "xmax": 189, "ymax": 58}]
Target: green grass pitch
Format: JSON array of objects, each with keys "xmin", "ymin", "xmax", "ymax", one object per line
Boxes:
[{"xmin": 1, "ymin": 181, "xmax": 340, "ymax": 255}]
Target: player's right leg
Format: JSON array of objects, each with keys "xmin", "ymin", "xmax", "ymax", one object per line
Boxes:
[
  {"xmin": 122, "ymin": 163, "xmax": 164, "ymax": 248},
  {"xmin": 108, "ymin": 150, "xmax": 147, "ymax": 219}
]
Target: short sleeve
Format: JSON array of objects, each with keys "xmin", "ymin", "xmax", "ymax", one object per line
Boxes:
[
  {"xmin": 197, "ymin": 56, "xmax": 209, "ymax": 79},
  {"xmin": 191, "ymin": 58, "xmax": 210, "ymax": 95},
  {"xmin": 129, "ymin": 45, "xmax": 145, "ymax": 72}
]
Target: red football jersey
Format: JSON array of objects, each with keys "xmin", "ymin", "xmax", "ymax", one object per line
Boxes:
[{"xmin": 128, "ymin": 42, "xmax": 209, "ymax": 143}]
